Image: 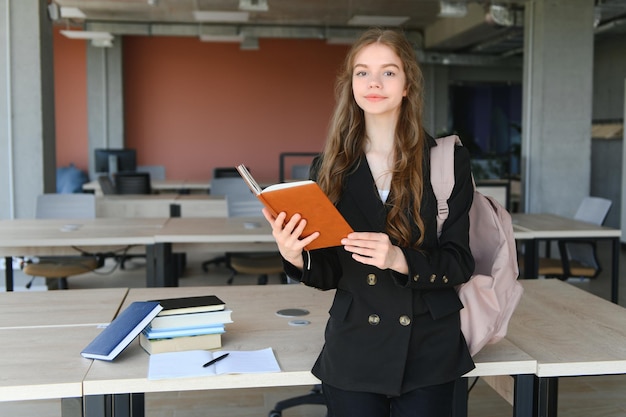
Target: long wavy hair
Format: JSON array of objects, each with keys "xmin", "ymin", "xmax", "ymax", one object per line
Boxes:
[{"xmin": 317, "ymin": 28, "xmax": 426, "ymax": 248}]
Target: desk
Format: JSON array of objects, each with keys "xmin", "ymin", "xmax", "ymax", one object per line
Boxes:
[
  {"xmin": 0, "ymin": 326, "xmax": 102, "ymax": 413},
  {"xmin": 96, "ymin": 195, "xmax": 227, "ymax": 218},
  {"xmin": 83, "ymin": 285, "xmax": 536, "ymax": 417},
  {"xmin": 507, "ymin": 279, "xmax": 626, "ymax": 416},
  {"xmin": 84, "ymin": 179, "xmax": 210, "ymax": 195},
  {"xmin": 0, "ymin": 218, "xmax": 166, "ymax": 291},
  {"xmin": 512, "ymin": 213, "xmax": 621, "ymax": 303},
  {"xmin": 0, "ymin": 287, "xmax": 127, "ymax": 328},
  {"xmin": 0, "ymin": 288, "xmax": 129, "ymax": 417},
  {"xmin": 149, "ymin": 217, "xmax": 278, "ymax": 287}
]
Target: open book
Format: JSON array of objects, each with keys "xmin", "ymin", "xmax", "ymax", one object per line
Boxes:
[
  {"xmin": 147, "ymin": 348, "xmax": 281, "ymax": 379},
  {"xmin": 236, "ymin": 164, "xmax": 353, "ymax": 250}
]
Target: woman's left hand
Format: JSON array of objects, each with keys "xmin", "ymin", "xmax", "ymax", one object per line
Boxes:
[{"xmin": 341, "ymin": 232, "xmax": 408, "ymax": 274}]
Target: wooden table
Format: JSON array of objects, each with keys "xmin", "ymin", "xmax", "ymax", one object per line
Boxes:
[
  {"xmin": 0, "ymin": 288, "xmax": 130, "ymax": 417},
  {"xmin": 84, "ymin": 179, "xmax": 210, "ymax": 195},
  {"xmin": 0, "ymin": 218, "xmax": 166, "ymax": 291},
  {"xmin": 82, "ymin": 285, "xmax": 536, "ymax": 417},
  {"xmin": 512, "ymin": 213, "xmax": 621, "ymax": 302},
  {"xmin": 507, "ymin": 279, "xmax": 626, "ymax": 416},
  {"xmin": 95, "ymin": 194, "xmax": 227, "ymax": 218},
  {"xmin": 150, "ymin": 217, "xmax": 278, "ymax": 287},
  {"xmin": 0, "ymin": 326, "xmax": 102, "ymax": 405},
  {"xmin": 0, "ymin": 287, "xmax": 127, "ymax": 328}
]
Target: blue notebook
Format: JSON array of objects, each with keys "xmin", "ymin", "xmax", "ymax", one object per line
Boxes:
[{"xmin": 81, "ymin": 301, "xmax": 163, "ymax": 361}]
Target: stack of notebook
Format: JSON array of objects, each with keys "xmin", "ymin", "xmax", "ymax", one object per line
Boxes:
[{"xmin": 139, "ymin": 295, "xmax": 233, "ymax": 354}]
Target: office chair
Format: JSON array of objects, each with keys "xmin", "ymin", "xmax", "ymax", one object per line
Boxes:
[
  {"xmin": 207, "ymin": 177, "xmax": 285, "ymax": 285},
  {"xmin": 201, "ymin": 167, "xmax": 250, "ymax": 272},
  {"xmin": 114, "ymin": 172, "xmax": 152, "ymax": 195},
  {"xmin": 22, "ymin": 194, "xmax": 104, "ymax": 290},
  {"xmin": 537, "ymin": 196, "xmax": 612, "ymax": 280},
  {"xmin": 112, "ymin": 172, "xmax": 152, "ymax": 268},
  {"xmin": 97, "ymin": 175, "xmax": 116, "ymax": 195},
  {"xmin": 290, "ymin": 164, "xmax": 312, "ymax": 181},
  {"xmin": 212, "ymin": 166, "xmax": 240, "ymax": 178},
  {"xmin": 268, "ymin": 385, "xmax": 327, "ymax": 417}
]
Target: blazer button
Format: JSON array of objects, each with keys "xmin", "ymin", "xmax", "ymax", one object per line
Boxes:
[
  {"xmin": 367, "ymin": 273, "xmax": 377, "ymax": 286},
  {"xmin": 413, "ymin": 274, "xmax": 420, "ymax": 282},
  {"xmin": 430, "ymin": 274, "xmax": 436, "ymax": 283},
  {"xmin": 368, "ymin": 314, "xmax": 380, "ymax": 325},
  {"xmin": 442, "ymin": 275, "xmax": 449, "ymax": 283},
  {"xmin": 399, "ymin": 315, "xmax": 411, "ymax": 326}
]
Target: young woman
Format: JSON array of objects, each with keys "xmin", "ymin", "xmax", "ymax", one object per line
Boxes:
[{"xmin": 262, "ymin": 28, "xmax": 475, "ymax": 417}]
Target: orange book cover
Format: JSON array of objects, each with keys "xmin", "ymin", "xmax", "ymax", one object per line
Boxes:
[{"xmin": 237, "ymin": 165, "xmax": 353, "ymax": 250}]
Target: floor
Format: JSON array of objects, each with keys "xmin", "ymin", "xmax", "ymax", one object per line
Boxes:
[{"xmin": 2, "ymin": 241, "xmax": 626, "ymax": 416}]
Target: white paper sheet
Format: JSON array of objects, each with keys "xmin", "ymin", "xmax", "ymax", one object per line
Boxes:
[{"xmin": 148, "ymin": 347, "xmax": 281, "ymax": 380}]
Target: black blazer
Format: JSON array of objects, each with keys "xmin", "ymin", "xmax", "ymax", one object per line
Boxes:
[{"xmin": 283, "ymin": 135, "xmax": 475, "ymax": 396}]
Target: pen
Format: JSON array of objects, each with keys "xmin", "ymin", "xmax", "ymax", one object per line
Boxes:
[{"xmin": 202, "ymin": 353, "xmax": 229, "ymax": 368}]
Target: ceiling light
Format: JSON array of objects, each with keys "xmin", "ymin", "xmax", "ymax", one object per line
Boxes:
[
  {"xmin": 199, "ymin": 34, "xmax": 244, "ymax": 43},
  {"xmin": 60, "ymin": 6, "xmax": 86, "ymax": 19},
  {"xmin": 91, "ymin": 38, "xmax": 114, "ymax": 48},
  {"xmin": 347, "ymin": 15, "xmax": 410, "ymax": 27},
  {"xmin": 193, "ymin": 11, "xmax": 250, "ymax": 23},
  {"xmin": 438, "ymin": 1, "xmax": 468, "ymax": 18},
  {"xmin": 60, "ymin": 30, "xmax": 114, "ymax": 41},
  {"xmin": 239, "ymin": 0, "xmax": 269, "ymax": 12}
]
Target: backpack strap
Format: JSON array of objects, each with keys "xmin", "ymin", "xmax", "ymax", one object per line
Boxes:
[{"xmin": 430, "ymin": 135, "xmax": 462, "ymax": 238}]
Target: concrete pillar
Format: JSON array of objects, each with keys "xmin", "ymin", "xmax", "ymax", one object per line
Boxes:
[
  {"xmin": 0, "ymin": 0, "xmax": 55, "ymax": 219},
  {"xmin": 621, "ymin": 79, "xmax": 626, "ymax": 243},
  {"xmin": 421, "ymin": 64, "xmax": 451, "ymax": 137},
  {"xmin": 521, "ymin": 0, "xmax": 595, "ymax": 214},
  {"xmin": 87, "ymin": 38, "xmax": 124, "ymax": 180}
]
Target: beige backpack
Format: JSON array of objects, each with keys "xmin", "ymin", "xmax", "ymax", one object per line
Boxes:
[{"xmin": 431, "ymin": 135, "xmax": 523, "ymax": 356}]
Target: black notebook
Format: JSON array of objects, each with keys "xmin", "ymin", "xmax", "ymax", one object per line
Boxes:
[
  {"xmin": 150, "ymin": 295, "xmax": 225, "ymax": 316},
  {"xmin": 81, "ymin": 301, "xmax": 163, "ymax": 361}
]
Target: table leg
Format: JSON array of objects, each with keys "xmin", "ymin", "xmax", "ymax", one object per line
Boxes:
[
  {"xmin": 4, "ymin": 256, "xmax": 13, "ymax": 291},
  {"xmin": 513, "ymin": 374, "xmax": 534, "ymax": 417},
  {"xmin": 522, "ymin": 240, "xmax": 538, "ymax": 279},
  {"xmin": 84, "ymin": 393, "xmax": 144, "ymax": 417},
  {"xmin": 536, "ymin": 377, "xmax": 558, "ymax": 417},
  {"xmin": 146, "ymin": 243, "xmax": 177, "ymax": 287},
  {"xmin": 61, "ymin": 397, "xmax": 83, "ymax": 417},
  {"xmin": 84, "ymin": 394, "xmax": 111, "ymax": 417},
  {"xmin": 611, "ymin": 237, "xmax": 619, "ymax": 304}
]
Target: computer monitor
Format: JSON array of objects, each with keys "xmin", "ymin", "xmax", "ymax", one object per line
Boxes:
[{"xmin": 94, "ymin": 148, "xmax": 137, "ymax": 175}]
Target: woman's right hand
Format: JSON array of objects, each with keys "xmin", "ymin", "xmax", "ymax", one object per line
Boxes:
[{"xmin": 262, "ymin": 208, "xmax": 319, "ymax": 269}]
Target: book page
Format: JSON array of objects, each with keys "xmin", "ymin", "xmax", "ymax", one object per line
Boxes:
[
  {"xmin": 262, "ymin": 180, "xmax": 314, "ymax": 192},
  {"xmin": 148, "ymin": 348, "xmax": 281, "ymax": 380}
]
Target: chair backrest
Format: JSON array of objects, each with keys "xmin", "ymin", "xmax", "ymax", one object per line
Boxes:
[
  {"xmin": 574, "ymin": 196, "xmax": 612, "ymax": 225},
  {"xmin": 137, "ymin": 165, "xmax": 166, "ymax": 181},
  {"xmin": 97, "ymin": 175, "xmax": 116, "ymax": 195},
  {"xmin": 290, "ymin": 164, "xmax": 311, "ymax": 180},
  {"xmin": 213, "ymin": 167, "xmax": 240, "ymax": 179},
  {"xmin": 35, "ymin": 193, "xmax": 96, "ymax": 219},
  {"xmin": 210, "ymin": 177, "xmax": 264, "ymax": 217},
  {"xmin": 567, "ymin": 197, "xmax": 613, "ymax": 268},
  {"xmin": 114, "ymin": 172, "xmax": 152, "ymax": 195}
]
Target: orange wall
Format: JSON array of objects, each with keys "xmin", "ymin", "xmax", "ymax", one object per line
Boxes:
[
  {"xmin": 53, "ymin": 28, "xmax": 88, "ymax": 172},
  {"xmin": 53, "ymin": 30, "xmax": 349, "ymax": 182}
]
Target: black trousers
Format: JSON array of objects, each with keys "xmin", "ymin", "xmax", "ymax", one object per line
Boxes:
[{"xmin": 322, "ymin": 380, "xmax": 456, "ymax": 417}]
